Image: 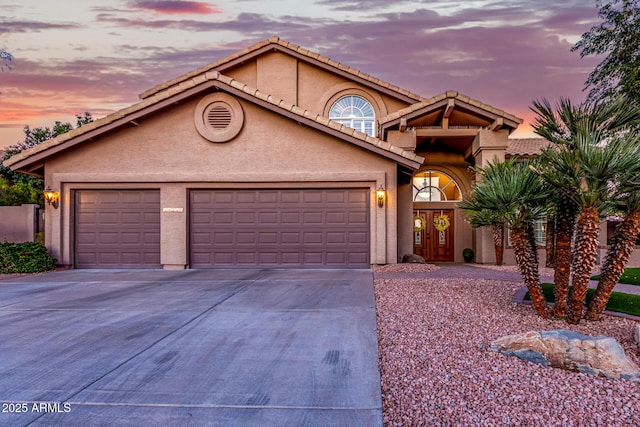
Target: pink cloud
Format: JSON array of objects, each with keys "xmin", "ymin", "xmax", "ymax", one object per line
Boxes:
[{"xmin": 127, "ymin": 1, "xmax": 222, "ymax": 15}]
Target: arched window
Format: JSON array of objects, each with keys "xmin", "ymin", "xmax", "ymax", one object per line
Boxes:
[
  {"xmin": 413, "ymin": 171, "xmax": 462, "ymax": 202},
  {"xmin": 329, "ymin": 95, "xmax": 376, "ymax": 137}
]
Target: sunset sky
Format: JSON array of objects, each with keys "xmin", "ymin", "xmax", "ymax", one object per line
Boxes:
[{"xmin": 0, "ymin": 0, "xmax": 603, "ymax": 148}]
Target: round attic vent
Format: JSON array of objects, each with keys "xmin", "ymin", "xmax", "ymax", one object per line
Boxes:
[
  {"xmin": 207, "ymin": 105, "xmax": 232, "ymax": 129},
  {"xmin": 194, "ymin": 93, "xmax": 244, "ymax": 142}
]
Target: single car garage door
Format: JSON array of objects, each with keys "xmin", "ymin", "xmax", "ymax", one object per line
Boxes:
[
  {"xmin": 74, "ymin": 190, "xmax": 161, "ymax": 268},
  {"xmin": 190, "ymin": 189, "xmax": 370, "ymax": 268}
]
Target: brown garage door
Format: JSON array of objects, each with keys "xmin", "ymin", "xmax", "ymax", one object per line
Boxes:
[
  {"xmin": 74, "ymin": 190, "xmax": 161, "ymax": 268},
  {"xmin": 190, "ymin": 189, "xmax": 370, "ymax": 268}
]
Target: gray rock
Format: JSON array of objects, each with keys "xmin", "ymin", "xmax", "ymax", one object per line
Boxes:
[
  {"xmin": 401, "ymin": 254, "xmax": 426, "ymax": 264},
  {"xmin": 491, "ymin": 330, "xmax": 640, "ymax": 382},
  {"xmin": 635, "ymin": 324, "xmax": 640, "ymax": 353}
]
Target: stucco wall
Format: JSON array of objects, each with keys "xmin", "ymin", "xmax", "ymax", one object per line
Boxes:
[
  {"xmin": 44, "ymin": 94, "xmax": 399, "ymax": 268},
  {"xmin": 0, "ymin": 204, "xmax": 39, "ymax": 243},
  {"xmin": 220, "ymin": 52, "xmax": 412, "ymax": 124}
]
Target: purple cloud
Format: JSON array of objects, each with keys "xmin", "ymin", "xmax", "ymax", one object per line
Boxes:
[
  {"xmin": 127, "ymin": 1, "xmax": 222, "ymax": 15},
  {"xmin": 0, "ymin": 18, "xmax": 81, "ymax": 34}
]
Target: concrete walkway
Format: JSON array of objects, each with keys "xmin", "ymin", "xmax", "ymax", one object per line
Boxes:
[{"xmin": 0, "ymin": 269, "xmax": 382, "ymax": 427}]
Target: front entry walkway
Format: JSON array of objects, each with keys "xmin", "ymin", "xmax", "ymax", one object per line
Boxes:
[{"xmin": 0, "ymin": 269, "xmax": 382, "ymax": 426}]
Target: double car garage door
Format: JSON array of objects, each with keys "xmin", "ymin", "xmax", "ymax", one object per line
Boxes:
[{"xmin": 75, "ymin": 189, "xmax": 370, "ymax": 269}]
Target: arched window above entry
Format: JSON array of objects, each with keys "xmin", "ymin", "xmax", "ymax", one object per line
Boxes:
[
  {"xmin": 329, "ymin": 95, "xmax": 376, "ymax": 137},
  {"xmin": 413, "ymin": 171, "xmax": 462, "ymax": 202}
]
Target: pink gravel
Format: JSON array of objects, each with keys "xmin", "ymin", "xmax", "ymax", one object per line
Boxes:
[{"xmin": 375, "ymin": 271, "xmax": 640, "ymax": 426}]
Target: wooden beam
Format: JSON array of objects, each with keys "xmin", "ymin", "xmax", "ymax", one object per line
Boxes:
[
  {"xmin": 443, "ymin": 99, "xmax": 455, "ymax": 118},
  {"xmin": 399, "ymin": 118, "xmax": 407, "ymax": 132},
  {"xmin": 489, "ymin": 118, "xmax": 503, "ymax": 131},
  {"xmin": 415, "ymin": 128, "xmax": 480, "ymax": 137}
]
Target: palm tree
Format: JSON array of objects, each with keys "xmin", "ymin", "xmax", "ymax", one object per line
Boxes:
[
  {"xmin": 532, "ymin": 96, "xmax": 640, "ymax": 323},
  {"xmin": 461, "ymin": 159, "xmax": 550, "ymax": 318},
  {"xmin": 459, "ymin": 174, "xmax": 505, "ymax": 266},
  {"xmin": 586, "ymin": 164, "xmax": 640, "ymax": 320},
  {"xmin": 538, "ymin": 99, "xmax": 640, "ymax": 324}
]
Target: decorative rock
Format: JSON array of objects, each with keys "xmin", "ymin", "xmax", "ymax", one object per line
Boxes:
[
  {"xmin": 635, "ymin": 324, "xmax": 640, "ymax": 353},
  {"xmin": 401, "ymin": 254, "xmax": 426, "ymax": 264},
  {"xmin": 491, "ymin": 330, "xmax": 640, "ymax": 382}
]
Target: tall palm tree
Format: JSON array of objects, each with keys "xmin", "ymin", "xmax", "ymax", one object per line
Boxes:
[
  {"xmin": 531, "ymin": 96, "xmax": 640, "ymax": 323},
  {"xmin": 461, "ymin": 159, "xmax": 550, "ymax": 318},
  {"xmin": 586, "ymin": 162, "xmax": 640, "ymax": 320}
]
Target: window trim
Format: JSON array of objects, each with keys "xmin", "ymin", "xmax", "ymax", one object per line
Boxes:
[
  {"xmin": 329, "ymin": 95, "xmax": 377, "ymax": 137},
  {"xmin": 412, "ymin": 170, "xmax": 462, "ymax": 202}
]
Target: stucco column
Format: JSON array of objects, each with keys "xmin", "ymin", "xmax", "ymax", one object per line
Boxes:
[
  {"xmin": 397, "ymin": 178, "xmax": 414, "ymax": 261},
  {"xmin": 160, "ymin": 184, "xmax": 187, "ymax": 269},
  {"xmin": 471, "ymin": 129, "xmax": 509, "ymax": 264}
]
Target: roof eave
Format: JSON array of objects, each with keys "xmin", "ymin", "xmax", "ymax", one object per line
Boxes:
[{"xmin": 8, "ymin": 75, "xmax": 423, "ymax": 173}]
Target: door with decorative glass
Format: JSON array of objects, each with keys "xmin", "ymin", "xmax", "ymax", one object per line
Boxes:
[{"xmin": 413, "ymin": 209, "xmax": 454, "ymax": 262}]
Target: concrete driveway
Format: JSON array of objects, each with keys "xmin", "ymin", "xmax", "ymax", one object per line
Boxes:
[{"xmin": 0, "ymin": 269, "xmax": 382, "ymax": 426}]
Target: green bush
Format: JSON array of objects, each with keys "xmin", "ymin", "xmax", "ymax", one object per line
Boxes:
[{"xmin": 0, "ymin": 241, "xmax": 56, "ymax": 274}]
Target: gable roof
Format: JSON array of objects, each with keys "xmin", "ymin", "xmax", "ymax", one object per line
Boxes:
[
  {"xmin": 379, "ymin": 90, "xmax": 522, "ymax": 133},
  {"xmin": 5, "ymin": 71, "xmax": 424, "ymax": 174},
  {"xmin": 139, "ymin": 36, "xmax": 425, "ymax": 104}
]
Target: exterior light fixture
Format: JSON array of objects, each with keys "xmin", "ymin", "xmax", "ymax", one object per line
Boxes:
[
  {"xmin": 43, "ymin": 188, "xmax": 60, "ymax": 209},
  {"xmin": 376, "ymin": 186, "xmax": 386, "ymax": 208}
]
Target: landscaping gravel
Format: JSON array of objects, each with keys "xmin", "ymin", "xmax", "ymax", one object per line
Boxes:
[{"xmin": 374, "ymin": 267, "xmax": 640, "ymax": 426}]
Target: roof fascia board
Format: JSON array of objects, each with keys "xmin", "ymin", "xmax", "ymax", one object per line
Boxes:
[
  {"xmin": 380, "ymin": 99, "xmax": 450, "ymax": 134},
  {"xmin": 214, "ymin": 44, "xmax": 422, "ymax": 105},
  {"xmin": 11, "ymin": 78, "xmax": 423, "ymax": 172},
  {"xmin": 217, "ymin": 83, "xmax": 423, "ymax": 170},
  {"xmin": 9, "ymin": 81, "xmax": 221, "ymax": 171},
  {"xmin": 381, "ymin": 98, "xmax": 521, "ymax": 135}
]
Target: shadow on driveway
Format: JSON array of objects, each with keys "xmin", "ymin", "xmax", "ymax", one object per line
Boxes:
[{"xmin": 0, "ymin": 269, "xmax": 381, "ymax": 426}]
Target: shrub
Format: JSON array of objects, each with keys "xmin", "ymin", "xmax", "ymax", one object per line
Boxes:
[{"xmin": 0, "ymin": 241, "xmax": 56, "ymax": 274}]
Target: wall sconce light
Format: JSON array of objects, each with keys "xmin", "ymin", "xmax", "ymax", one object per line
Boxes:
[
  {"xmin": 376, "ymin": 186, "xmax": 386, "ymax": 208},
  {"xmin": 43, "ymin": 188, "xmax": 60, "ymax": 209}
]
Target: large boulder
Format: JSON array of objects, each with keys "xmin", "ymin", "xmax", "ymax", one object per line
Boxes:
[
  {"xmin": 401, "ymin": 254, "xmax": 426, "ymax": 264},
  {"xmin": 491, "ymin": 330, "xmax": 640, "ymax": 382}
]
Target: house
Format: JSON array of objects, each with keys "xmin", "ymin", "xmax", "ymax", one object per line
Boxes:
[{"xmin": 4, "ymin": 36, "xmax": 525, "ymax": 269}]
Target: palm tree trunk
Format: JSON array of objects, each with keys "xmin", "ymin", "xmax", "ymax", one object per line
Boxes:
[
  {"xmin": 492, "ymin": 223, "xmax": 504, "ymax": 266},
  {"xmin": 567, "ymin": 205, "xmax": 600, "ymax": 324},
  {"xmin": 585, "ymin": 210, "xmax": 640, "ymax": 320},
  {"xmin": 545, "ymin": 216, "xmax": 556, "ymax": 268},
  {"xmin": 511, "ymin": 227, "xmax": 549, "ymax": 318},
  {"xmin": 551, "ymin": 194, "xmax": 578, "ymax": 318}
]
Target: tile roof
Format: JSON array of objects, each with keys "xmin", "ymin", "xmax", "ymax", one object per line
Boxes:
[
  {"xmin": 379, "ymin": 90, "xmax": 522, "ymax": 126},
  {"xmin": 4, "ymin": 71, "xmax": 424, "ymax": 170},
  {"xmin": 506, "ymin": 138, "xmax": 551, "ymax": 157},
  {"xmin": 139, "ymin": 36, "xmax": 425, "ymax": 102}
]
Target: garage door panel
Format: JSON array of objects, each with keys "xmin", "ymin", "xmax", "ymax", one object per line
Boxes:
[
  {"xmin": 281, "ymin": 212, "xmax": 301, "ymax": 223},
  {"xmin": 189, "ymin": 189, "xmax": 369, "ymax": 268},
  {"xmin": 75, "ymin": 190, "xmax": 160, "ymax": 269},
  {"xmin": 213, "ymin": 212, "xmax": 233, "ymax": 223},
  {"xmin": 349, "ymin": 232, "xmax": 368, "ymax": 244},
  {"xmin": 303, "ymin": 212, "xmax": 323, "ymax": 224},
  {"xmin": 326, "ymin": 192, "xmax": 346, "ymax": 203},
  {"xmin": 348, "ymin": 212, "xmax": 368, "ymax": 224}
]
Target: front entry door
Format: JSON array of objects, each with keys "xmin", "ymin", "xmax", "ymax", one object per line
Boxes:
[{"xmin": 413, "ymin": 209, "xmax": 454, "ymax": 262}]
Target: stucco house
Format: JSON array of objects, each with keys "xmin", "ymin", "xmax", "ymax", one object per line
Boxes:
[{"xmin": 5, "ymin": 37, "xmax": 526, "ymax": 270}]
